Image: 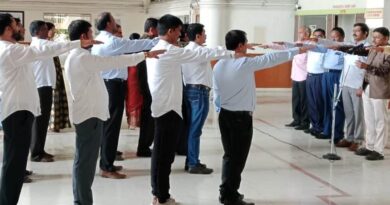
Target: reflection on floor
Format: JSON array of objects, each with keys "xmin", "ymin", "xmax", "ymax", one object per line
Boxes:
[{"xmin": 1, "ymin": 91, "xmax": 390, "ymax": 205}]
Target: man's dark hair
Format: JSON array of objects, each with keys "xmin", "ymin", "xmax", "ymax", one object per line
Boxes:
[
  {"xmin": 14, "ymin": 18, "xmax": 21, "ymax": 24},
  {"xmin": 180, "ymin": 23, "xmax": 189, "ymax": 41},
  {"xmin": 0, "ymin": 13, "xmax": 13, "ymax": 36},
  {"xmin": 29, "ymin": 20, "xmax": 46, "ymax": 37},
  {"xmin": 314, "ymin": 28, "xmax": 326, "ymax": 37},
  {"xmin": 225, "ymin": 30, "xmax": 247, "ymax": 50},
  {"xmin": 354, "ymin": 23, "xmax": 370, "ymax": 37},
  {"xmin": 144, "ymin": 17, "xmax": 158, "ymax": 32},
  {"xmin": 187, "ymin": 23, "xmax": 204, "ymax": 41},
  {"xmin": 373, "ymin": 27, "xmax": 389, "ymax": 37},
  {"xmin": 332, "ymin": 27, "xmax": 345, "ymax": 38},
  {"xmin": 46, "ymin": 22, "xmax": 55, "ymax": 30},
  {"xmin": 96, "ymin": 12, "xmax": 112, "ymax": 31},
  {"xmin": 68, "ymin": 20, "xmax": 91, "ymax": 41},
  {"xmin": 129, "ymin": 32, "xmax": 140, "ymax": 40},
  {"xmin": 157, "ymin": 14, "xmax": 183, "ymax": 36}
]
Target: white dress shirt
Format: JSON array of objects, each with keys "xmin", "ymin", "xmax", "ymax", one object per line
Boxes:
[
  {"xmin": 306, "ymin": 51, "xmax": 325, "ymax": 74},
  {"xmin": 0, "ymin": 40, "xmax": 80, "ymax": 121},
  {"xmin": 91, "ymin": 30, "xmax": 158, "ymax": 80},
  {"xmin": 182, "ymin": 41, "xmax": 221, "ymax": 88},
  {"xmin": 213, "ymin": 48, "xmax": 299, "ymax": 112},
  {"xmin": 146, "ymin": 39, "xmax": 233, "ymax": 118},
  {"xmin": 340, "ymin": 39, "xmax": 371, "ymax": 89},
  {"xmin": 65, "ymin": 48, "xmax": 145, "ymax": 124},
  {"xmin": 29, "ymin": 37, "xmax": 57, "ymax": 88}
]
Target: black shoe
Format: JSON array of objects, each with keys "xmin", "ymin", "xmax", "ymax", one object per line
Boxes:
[
  {"xmin": 366, "ymin": 151, "xmax": 384, "ymax": 160},
  {"xmin": 310, "ymin": 130, "xmax": 320, "ymax": 137},
  {"xmin": 295, "ymin": 124, "xmax": 309, "ymax": 130},
  {"xmin": 315, "ymin": 133, "xmax": 330, "ymax": 140},
  {"xmin": 116, "ymin": 151, "xmax": 123, "ymax": 156},
  {"xmin": 115, "ymin": 154, "xmax": 124, "ymax": 161},
  {"xmin": 188, "ymin": 163, "xmax": 213, "ymax": 174},
  {"xmin": 137, "ymin": 149, "xmax": 152, "ymax": 157},
  {"xmin": 285, "ymin": 121, "xmax": 300, "ymax": 127},
  {"xmin": 303, "ymin": 128, "xmax": 311, "ymax": 134},
  {"xmin": 185, "ymin": 163, "xmax": 206, "ymax": 171},
  {"xmin": 25, "ymin": 170, "xmax": 33, "ymax": 176},
  {"xmin": 355, "ymin": 147, "xmax": 373, "ymax": 156},
  {"xmin": 23, "ymin": 176, "xmax": 32, "ymax": 183},
  {"xmin": 223, "ymin": 198, "xmax": 254, "ymax": 205},
  {"xmin": 219, "ymin": 194, "xmax": 244, "ymax": 204}
]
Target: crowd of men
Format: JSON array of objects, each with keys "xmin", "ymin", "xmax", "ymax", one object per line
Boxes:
[
  {"xmin": 285, "ymin": 23, "xmax": 390, "ymax": 162},
  {"xmin": 0, "ymin": 10, "xmax": 389, "ymax": 205}
]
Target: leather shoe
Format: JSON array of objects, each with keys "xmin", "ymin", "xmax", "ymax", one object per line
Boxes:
[
  {"xmin": 114, "ymin": 165, "xmax": 123, "ymax": 171},
  {"xmin": 285, "ymin": 121, "xmax": 300, "ymax": 127},
  {"xmin": 223, "ymin": 198, "xmax": 254, "ymax": 205},
  {"xmin": 115, "ymin": 154, "xmax": 124, "ymax": 161},
  {"xmin": 348, "ymin": 143, "xmax": 359, "ymax": 152},
  {"xmin": 100, "ymin": 170, "xmax": 126, "ymax": 179},
  {"xmin": 185, "ymin": 163, "xmax": 206, "ymax": 171},
  {"xmin": 219, "ymin": 194, "xmax": 244, "ymax": 204},
  {"xmin": 31, "ymin": 155, "xmax": 54, "ymax": 162},
  {"xmin": 315, "ymin": 133, "xmax": 330, "ymax": 139},
  {"xmin": 25, "ymin": 170, "xmax": 33, "ymax": 176},
  {"xmin": 335, "ymin": 139, "xmax": 352, "ymax": 148},
  {"xmin": 188, "ymin": 163, "xmax": 213, "ymax": 174},
  {"xmin": 366, "ymin": 151, "xmax": 384, "ymax": 160},
  {"xmin": 23, "ymin": 176, "xmax": 32, "ymax": 183},
  {"xmin": 116, "ymin": 151, "xmax": 123, "ymax": 156},
  {"xmin": 43, "ymin": 152, "xmax": 54, "ymax": 158},
  {"xmin": 355, "ymin": 147, "xmax": 373, "ymax": 156},
  {"xmin": 295, "ymin": 124, "xmax": 309, "ymax": 130}
]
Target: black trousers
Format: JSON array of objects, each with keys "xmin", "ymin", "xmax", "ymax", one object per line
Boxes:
[
  {"xmin": 176, "ymin": 92, "xmax": 188, "ymax": 155},
  {"xmin": 30, "ymin": 86, "xmax": 53, "ymax": 159},
  {"xmin": 291, "ymin": 80, "xmax": 309, "ymax": 126},
  {"xmin": 137, "ymin": 89, "xmax": 154, "ymax": 153},
  {"xmin": 218, "ymin": 108, "xmax": 253, "ymax": 201},
  {"xmin": 151, "ymin": 111, "xmax": 182, "ymax": 203},
  {"xmin": 100, "ymin": 79, "xmax": 126, "ymax": 172},
  {"xmin": 0, "ymin": 111, "xmax": 34, "ymax": 205}
]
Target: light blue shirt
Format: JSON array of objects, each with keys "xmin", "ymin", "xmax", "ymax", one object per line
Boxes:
[
  {"xmin": 213, "ymin": 48, "xmax": 299, "ymax": 112},
  {"xmin": 91, "ymin": 31, "xmax": 158, "ymax": 80},
  {"xmin": 323, "ymin": 49, "xmax": 344, "ymax": 70}
]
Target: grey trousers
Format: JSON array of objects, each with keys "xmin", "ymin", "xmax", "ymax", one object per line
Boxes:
[
  {"xmin": 342, "ymin": 86, "xmax": 365, "ymax": 142},
  {"xmin": 73, "ymin": 118, "xmax": 103, "ymax": 205}
]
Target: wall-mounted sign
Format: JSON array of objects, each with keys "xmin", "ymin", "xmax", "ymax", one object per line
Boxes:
[{"xmin": 364, "ymin": 8, "xmax": 383, "ymax": 19}]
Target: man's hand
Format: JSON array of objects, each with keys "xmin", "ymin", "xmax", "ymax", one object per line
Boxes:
[
  {"xmin": 356, "ymin": 88, "xmax": 363, "ymax": 97},
  {"xmin": 246, "ymin": 43, "xmax": 262, "ymax": 50},
  {"xmin": 80, "ymin": 39, "xmax": 103, "ymax": 48},
  {"xmin": 298, "ymin": 45, "xmax": 315, "ymax": 54},
  {"xmin": 355, "ymin": 60, "xmax": 368, "ymax": 69},
  {"xmin": 145, "ymin": 49, "xmax": 166, "ymax": 59}
]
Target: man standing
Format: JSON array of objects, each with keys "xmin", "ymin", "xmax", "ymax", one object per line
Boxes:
[
  {"xmin": 29, "ymin": 20, "xmax": 56, "ymax": 162},
  {"xmin": 91, "ymin": 12, "xmax": 157, "ymax": 179},
  {"xmin": 213, "ymin": 30, "xmax": 303, "ymax": 205},
  {"xmin": 355, "ymin": 27, "xmax": 390, "ymax": 160},
  {"xmin": 136, "ymin": 17, "xmax": 158, "ymax": 157},
  {"xmin": 65, "ymin": 19, "xmax": 164, "ymax": 205},
  {"xmin": 336, "ymin": 23, "xmax": 370, "ymax": 151},
  {"xmin": 285, "ymin": 26, "xmax": 311, "ymax": 131},
  {"xmin": 181, "ymin": 23, "xmax": 214, "ymax": 174},
  {"xmin": 147, "ymin": 14, "xmax": 235, "ymax": 205},
  {"xmin": 0, "ymin": 13, "xmax": 98, "ymax": 205}
]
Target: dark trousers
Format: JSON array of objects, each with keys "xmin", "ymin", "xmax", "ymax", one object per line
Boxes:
[
  {"xmin": 291, "ymin": 80, "xmax": 309, "ymax": 126},
  {"xmin": 0, "ymin": 111, "xmax": 34, "ymax": 205},
  {"xmin": 322, "ymin": 71, "xmax": 345, "ymax": 140},
  {"xmin": 100, "ymin": 79, "xmax": 126, "ymax": 172},
  {"xmin": 176, "ymin": 94, "xmax": 188, "ymax": 155},
  {"xmin": 306, "ymin": 73, "xmax": 324, "ymax": 133},
  {"xmin": 218, "ymin": 108, "xmax": 253, "ymax": 201},
  {"xmin": 151, "ymin": 111, "xmax": 182, "ymax": 203},
  {"xmin": 31, "ymin": 86, "xmax": 53, "ymax": 159},
  {"xmin": 137, "ymin": 91, "xmax": 154, "ymax": 153},
  {"xmin": 73, "ymin": 118, "xmax": 103, "ymax": 205}
]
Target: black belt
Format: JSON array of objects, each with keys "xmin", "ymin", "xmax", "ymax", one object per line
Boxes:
[
  {"xmin": 324, "ymin": 69, "xmax": 342, "ymax": 73},
  {"xmin": 104, "ymin": 78, "xmax": 127, "ymax": 83},
  {"xmin": 185, "ymin": 84, "xmax": 210, "ymax": 91},
  {"xmin": 221, "ymin": 108, "xmax": 252, "ymax": 116}
]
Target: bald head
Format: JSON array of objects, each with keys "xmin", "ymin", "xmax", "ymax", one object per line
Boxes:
[{"xmin": 298, "ymin": 26, "xmax": 311, "ymax": 41}]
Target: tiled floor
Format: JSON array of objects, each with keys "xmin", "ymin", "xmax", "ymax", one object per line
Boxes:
[{"xmin": 2, "ymin": 91, "xmax": 390, "ymax": 205}]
